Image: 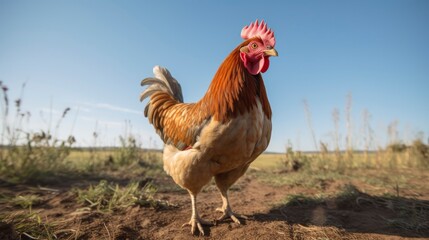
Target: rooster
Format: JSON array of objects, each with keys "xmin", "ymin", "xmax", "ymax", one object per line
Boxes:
[{"xmin": 140, "ymin": 20, "xmax": 278, "ymax": 235}]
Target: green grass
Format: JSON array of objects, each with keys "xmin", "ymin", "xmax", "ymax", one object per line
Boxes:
[
  {"xmin": 250, "ymin": 141, "xmax": 429, "ymax": 194},
  {"xmin": 75, "ymin": 180, "xmax": 171, "ymax": 213},
  {"xmin": 2, "ymin": 194, "xmax": 42, "ymax": 210},
  {"xmin": 283, "ymin": 193, "xmax": 326, "ymax": 207},
  {"xmin": 251, "ymin": 168, "xmax": 345, "ymax": 188},
  {"xmin": 0, "ymin": 210, "xmax": 57, "ymax": 240},
  {"xmin": 0, "ymin": 192, "xmax": 55, "ymax": 239},
  {"xmin": 1, "ymin": 82, "xmax": 427, "ymax": 184},
  {"xmin": 251, "ymin": 153, "xmax": 285, "ymax": 170},
  {"xmin": 0, "ymin": 82, "xmax": 166, "ymax": 183}
]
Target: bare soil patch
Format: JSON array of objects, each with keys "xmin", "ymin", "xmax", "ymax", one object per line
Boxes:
[{"xmin": 1, "ymin": 170, "xmax": 428, "ymax": 240}]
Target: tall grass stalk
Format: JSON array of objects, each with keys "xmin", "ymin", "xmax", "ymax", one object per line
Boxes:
[
  {"xmin": 288, "ymin": 95, "xmax": 428, "ymax": 172},
  {"xmin": 303, "ymin": 99, "xmax": 318, "ymax": 151},
  {"xmin": 345, "ymin": 92, "xmax": 353, "ymax": 160},
  {"xmin": 361, "ymin": 109, "xmax": 373, "ymax": 166},
  {"xmin": 0, "ymin": 83, "xmax": 75, "ymax": 182},
  {"xmin": 332, "ymin": 108, "xmax": 340, "ymax": 154}
]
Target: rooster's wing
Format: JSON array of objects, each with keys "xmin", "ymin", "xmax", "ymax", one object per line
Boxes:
[{"xmin": 140, "ymin": 66, "xmax": 210, "ymax": 150}]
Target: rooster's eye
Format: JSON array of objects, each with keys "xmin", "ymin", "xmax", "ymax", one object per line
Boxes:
[{"xmin": 251, "ymin": 43, "xmax": 258, "ymax": 49}]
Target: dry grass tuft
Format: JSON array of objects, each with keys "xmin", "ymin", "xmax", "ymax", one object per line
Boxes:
[
  {"xmin": 291, "ymin": 224, "xmax": 360, "ymax": 240},
  {"xmin": 0, "ymin": 210, "xmax": 57, "ymax": 240},
  {"xmin": 75, "ymin": 180, "xmax": 173, "ymax": 213}
]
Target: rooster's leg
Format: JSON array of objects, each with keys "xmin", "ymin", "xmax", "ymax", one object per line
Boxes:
[
  {"xmin": 182, "ymin": 192, "xmax": 212, "ymax": 236},
  {"xmin": 215, "ymin": 189, "xmax": 248, "ymax": 224},
  {"xmin": 214, "ymin": 166, "xmax": 250, "ymax": 224}
]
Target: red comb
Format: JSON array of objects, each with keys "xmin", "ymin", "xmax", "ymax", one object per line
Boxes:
[{"xmin": 241, "ymin": 20, "xmax": 275, "ymax": 47}]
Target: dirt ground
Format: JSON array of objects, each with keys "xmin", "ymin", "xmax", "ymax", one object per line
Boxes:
[{"xmin": 1, "ymin": 170, "xmax": 428, "ymax": 240}]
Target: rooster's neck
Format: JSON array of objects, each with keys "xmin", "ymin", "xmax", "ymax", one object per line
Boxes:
[{"xmin": 200, "ymin": 46, "xmax": 272, "ymax": 123}]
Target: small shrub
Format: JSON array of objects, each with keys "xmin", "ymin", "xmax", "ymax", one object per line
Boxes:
[
  {"xmin": 283, "ymin": 143, "xmax": 310, "ymax": 172},
  {"xmin": 114, "ymin": 135, "xmax": 141, "ymax": 166},
  {"xmin": 387, "ymin": 142, "xmax": 408, "ymax": 153},
  {"xmin": 410, "ymin": 139, "xmax": 429, "ymax": 168}
]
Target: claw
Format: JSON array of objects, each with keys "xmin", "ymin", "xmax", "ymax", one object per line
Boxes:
[
  {"xmin": 182, "ymin": 217, "xmax": 213, "ymax": 236},
  {"xmin": 184, "ymin": 193, "xmax": 213, "ymax": 236},
  {"xmin": 216, "ymin": 208, "xmax": 248, "ymax": 224}
]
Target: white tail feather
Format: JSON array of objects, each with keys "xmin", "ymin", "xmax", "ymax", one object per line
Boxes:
[{"xmin": 140, "ymin": 66, "xmax": 183, "ymax": 103}]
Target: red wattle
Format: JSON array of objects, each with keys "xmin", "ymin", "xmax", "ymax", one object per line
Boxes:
[
  {"xmin": 261, "ymin": 57, "xmax": 270, "ymax": 73},
  {"xmin": 241, "ymin": 53, "xmax": 270, "ymax": 75}
]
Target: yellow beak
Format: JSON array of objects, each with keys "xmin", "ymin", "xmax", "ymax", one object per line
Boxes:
[{"xmin": 264, "ymin": 48, "xmax": 279, "ymax": 57}]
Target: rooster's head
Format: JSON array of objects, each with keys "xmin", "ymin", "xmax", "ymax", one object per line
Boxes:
[{"xmin": 239, "ymin": 20, "xmax": 278, "ymax": 75}]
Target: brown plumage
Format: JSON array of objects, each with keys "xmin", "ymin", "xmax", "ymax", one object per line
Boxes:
[
  {"xmin": 143, "ymin": 39, "xmax": 271, "ymax": 149},
  {"xmin": 140, "ymin": 20, "xmax": 278, "ymax": 235}
]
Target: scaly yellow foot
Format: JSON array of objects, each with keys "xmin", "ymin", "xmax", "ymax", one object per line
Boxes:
[
  {"xmin": 216, "ymin": 207, "xmax": 248, "ymax": 224},
  {"xmin": 182, "ymin": 216, "xmax": 213, "ymax": 236}
]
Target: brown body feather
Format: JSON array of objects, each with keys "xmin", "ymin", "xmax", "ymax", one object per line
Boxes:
[{"xmin": 143, "ymin": 37, "xmax": 271, "ymax": 150}]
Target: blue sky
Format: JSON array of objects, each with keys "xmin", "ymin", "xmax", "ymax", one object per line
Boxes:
[{"xmin": 1, "ymin": 0, "xmax": 428, "ymax": 152}]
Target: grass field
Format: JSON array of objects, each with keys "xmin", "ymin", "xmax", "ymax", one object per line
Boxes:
[
  {"xmin": 0, "ymin": 145, "xmax": 428, "ymax": 239},
  {"xmin": 0, "ymin": 84, "xmax": 428, "ymax": 239}
]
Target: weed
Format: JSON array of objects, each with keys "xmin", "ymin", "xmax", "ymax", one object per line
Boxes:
[
  {"xmin": 290, "ymin": 225, "xmax": 353, "ymax": 240},
  {"xmin": 75, "ymin": 180, "xmax": 170, "ymax": 212},
  {"xmin": 0, "ymin": 82, "xmax": 75, "ymax": 183},
  {"xmin": 115, "ymin": 135, "xmax": 140, "ymax": 166},
  {"xmin": 410, "ymin": 139, "xmax": 429, "ymax": 168},
  {"xmin": 284, "ymin": 193, "xmax": 325, "ymax": 207},
  {"xmin": 283, "ymin": 142, "xmax": 309, "ymax": 171},
  {"xmin": 253, "ymin": 168, "xmax": 345, "ymax": 190},
  {"xmin": 6, "ymin": 194, "xmax": 42, "ymax": 210},
  {"xmin": 303, "ymin": 99, "xmax": 318, "ymax": 151},
  {"xmin": 293, "ymin": 96, "xmax": 429, "ymax": 172},
  {"xmin": 0, "ymin": 210, "xmax": 57, "ymax": 239}
]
